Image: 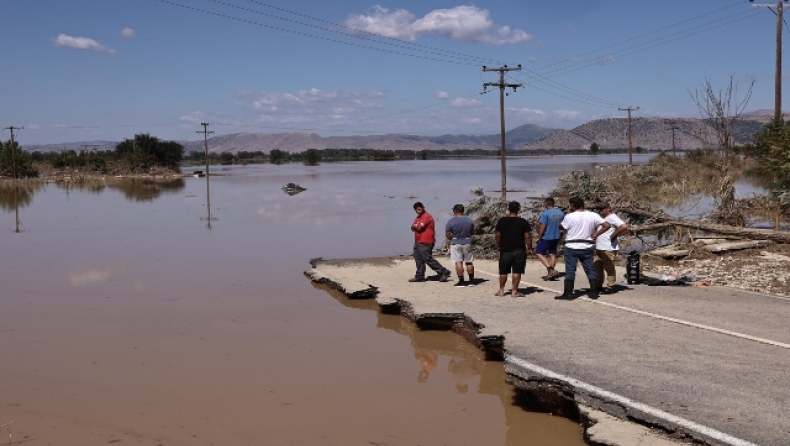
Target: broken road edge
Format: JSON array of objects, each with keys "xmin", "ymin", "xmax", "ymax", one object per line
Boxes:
[{"xmin": 305, "ymin": 256, "xmax": 755, "ymax": 446}]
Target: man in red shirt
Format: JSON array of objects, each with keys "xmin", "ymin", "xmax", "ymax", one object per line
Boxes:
[{"xmin": 410, "ymin": 202, "xmax": 451, "ymax": 283}]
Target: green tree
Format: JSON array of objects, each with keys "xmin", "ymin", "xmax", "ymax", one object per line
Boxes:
[
  {"xmin": 302, "ymin": 149, "xmax": 321, "ymax": 166},
  {"xmin": 589, "ymin": 142, "xmax": 600, "ymax": 155},
  {"xmin": 269, "ymin": 149, "xmax": 288, "ymax": 164},
  {"xmin": 0, "ymin": 140, "xmax": 38, "ymax": 178},
  {"xmin": 745, "ymin": 122, "xmax": 790, "ymax": 192},
  {"xmin": 115, "ymin": 133, "xmax": 184, "ymax": 171},
  {"xmin": 219, "ymin": 152, "xmax": 234, "ymax": 165}
]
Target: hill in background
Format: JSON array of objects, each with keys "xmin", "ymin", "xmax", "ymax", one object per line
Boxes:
[
  {"xmin": 522, "ymin": 113, "xmax": 771, "ymax": 151},
  {"xmin": 19, "ymin": 111, "xmax": 782, "ymax": 154}
]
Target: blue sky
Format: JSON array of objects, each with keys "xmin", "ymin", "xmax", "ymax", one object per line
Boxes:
[{"xmin": 0, "ymin": 0, "xmax": 784, "ymax": 144}]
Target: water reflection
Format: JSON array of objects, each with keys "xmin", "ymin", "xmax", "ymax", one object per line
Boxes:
[
  {"xmin": 54, "ymin": 179, "xmax": 186, "ymax": 202},
  {"xmin": 201, "ymin": 174, "xmax": 217, "ymax": 229},
  {"xmin": 319, "ymin": 283, "xmax": 586, "ymax": 446},
  {"xmin": 0, "ymin": 182, "xmax": 42, "ymax": 211},
  {"xmin": 0, "ymin": 183, "xmax": 44, "ymax": 233}
]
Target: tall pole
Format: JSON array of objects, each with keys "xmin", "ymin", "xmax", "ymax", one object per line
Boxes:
[
  {"xmin": 4, "ymin": 126, "xmax": 23, "ymax": 179},
  {"xmin": 667, "ymin": 120, "xmax": 680, "ymax": 156},
  {"xmin": 777, "ymin": 1, "xmax": 783, "ymax": 124},
  {"xmin": 618, "ymin": 107, "xmax": 639, "ymax": 165},
  {"xmin": 751, "ymin": 0, "xmax": 789, "ymax": 124},
  {"xmin": 197, "ymin": 123, "xmax": 215, "ymax": 228},
  {"xmin": 483, "ymin": 65, "xmax": 523, "ymax": 207}
]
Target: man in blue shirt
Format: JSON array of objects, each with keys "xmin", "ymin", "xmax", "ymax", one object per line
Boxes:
[
  {"xmin": 445, "ymin": 204, "xmax": 475, "ymax": 287},
  {"xmin": 535, "ymin": 197, "xmax": 565, "ymax": 281}
]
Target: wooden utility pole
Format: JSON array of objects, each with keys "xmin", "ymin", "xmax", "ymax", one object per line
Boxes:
[
  {"xmin": 666, "ymin": 120, "xmax": 680, "ymax": 156},
  {"xmin": 751, "ymin": 0, "xmax": 789, "ymax": 124},
  {"xmin": 4, "ymin": 126, "xmax": 23, "ymax": 178},
  {"xmin": 618, "ymin": 107, "xmax": 639, "ymax": 165},
  {"xmin": 483, "ymin": 64, "xmax": 523, "ymax": 207},
  {"xmin": 197, "ymin": 123, "xmax": 215, "ymax": 228}
]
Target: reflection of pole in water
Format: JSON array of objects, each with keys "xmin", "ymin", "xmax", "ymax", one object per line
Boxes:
[
  {"xmin": 14, "ymin": 185, "xmax": 20, "ymax": 233},
  {"xmin": 202, "ymin": 173, "xmax": 215, "ymax": 229}
]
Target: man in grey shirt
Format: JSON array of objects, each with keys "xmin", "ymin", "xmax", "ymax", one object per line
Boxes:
[{"xmin": 445, "ymin": 204, "xmax": 475, "ymax": 287}]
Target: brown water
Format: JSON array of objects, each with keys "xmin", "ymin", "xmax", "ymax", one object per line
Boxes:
[{"xmin": 0, "ymin": 156, "xmax": 651, "ymax": 446}]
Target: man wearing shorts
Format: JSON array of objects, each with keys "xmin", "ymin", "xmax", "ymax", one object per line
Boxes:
[
  {"xmin": 535, "ymin": 197, "xmax": 565, "ymax": 281},
  {"xmin": 494, "ymin": 201, "xmax": 533, "ymax": 297},
  {"xmin": 445, "ymin": 204, "xmax": 475, "ymax": 287}
]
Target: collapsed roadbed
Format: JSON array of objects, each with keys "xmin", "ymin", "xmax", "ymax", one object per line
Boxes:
[{"xmin": 306, "ymin": 256, "xmax": 789, "ymax": 446}]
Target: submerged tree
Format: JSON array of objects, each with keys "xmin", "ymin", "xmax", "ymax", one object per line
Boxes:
[
  {"xmin": 115, "ymin": 133, "xmax": 184, "ymax": 171},
  {"xmin": 302, "ymin": 149, "xmax": 321, "ymax": 166},
  {"xmin": 688, "ymin": 75, "xmax": 754, "ymax": 226}
]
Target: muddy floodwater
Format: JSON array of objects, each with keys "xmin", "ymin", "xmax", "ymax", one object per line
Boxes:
[{"xmin": 1, "ymin": 156, "xmax": 656, "ymax": 446}]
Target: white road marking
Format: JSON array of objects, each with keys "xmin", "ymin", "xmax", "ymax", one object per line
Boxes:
[
  {"xmin": 506, "ymin": 356, "xmax": 760, "ymax": 446},
  {"xmin": 477, "ymin": 269, "xmax": 790, "ymax": 350}
]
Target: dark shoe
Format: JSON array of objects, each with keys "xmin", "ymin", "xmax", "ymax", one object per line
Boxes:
[
  {"xmin": 588, "ymin": 280, "xmax": 599, "ymax": 300},
  {"xmin": 453, "ymin": 280, "xmax": 466, "ymax": 287},
  {"xmin": 409, "ymin": 277, "xmax": 426, "ymax": 283},
  {"xmin": 439, "ymin": 273, "xmax": 451, "ymax": 282},
  {"xmin": 555, "ymin": 280, "xmax": 576, "ymax": 300},
  {"xmin": 547, "ymin": 270, "xmax": 561, "ymax": 281}
]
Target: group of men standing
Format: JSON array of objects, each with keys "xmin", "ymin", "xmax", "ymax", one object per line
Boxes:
[{"xmin": 409, "ymin": 198, "xmax": 628, "ymax": 300}]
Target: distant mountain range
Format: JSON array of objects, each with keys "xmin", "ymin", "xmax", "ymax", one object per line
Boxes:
[
  {"xmin": 522, "ymin": 110, "xmax": 772, "ymax": 151},
  {"xmin": 20, "ymin": 110, "xmax": 779, "ymax": 154}
]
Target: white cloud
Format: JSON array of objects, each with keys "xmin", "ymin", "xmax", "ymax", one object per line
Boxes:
[
  {"xmin": 450, "ymin": 97, "xmax": 484, "ymax": 108},
  {"xmin": 121, "ymin": 28, "xmax": 135, "ymax": 37},
  {"xmin": 345, "ymin": 6, "xmax": 417, "ymax": 40},
  {"xmin": 460, "ymin": 117, "xmax": 482, "ymax": 124},
  {"xmin": 346, "ymin": 5, "xmax": 530, "ymax": 45},
  {"xmin": 435, "ymin": 91, "xmax": 451, "ymax": 99},
  {"xmin": 53, "ymin": 34, "xmax": 117, "ymax": 55}
]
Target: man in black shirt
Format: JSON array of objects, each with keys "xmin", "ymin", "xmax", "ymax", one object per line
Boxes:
[{"xmin": 494, "ymin": 201, "xmax": 533, "ymax": 297}]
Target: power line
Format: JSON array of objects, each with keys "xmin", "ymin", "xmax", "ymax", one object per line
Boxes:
[
  {"xmin": 533, "ymin": 1, "xmax": 745, "ymax": 72},
  {"xmin": 538, "ymin": 9, "xmax": 762, "ymax": 78}
]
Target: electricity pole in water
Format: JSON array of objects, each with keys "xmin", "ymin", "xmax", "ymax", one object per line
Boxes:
[
  {"xmin": 618, "ymin": 107, "xmax": 639, "ymax": 166},
  {"xmin": 483, "ymin": 65, "xmax": 523, "ymax": 207},
  {"xmin": 666, "ymin": 120, "xmax": 680, "ymax": 156},
  {"xmin": 4, "ymin": 126, "xmax": 23, "ymax": 179},
  {"xmin": 197, "ymin": 123, "xmax": 216, "ymax": 229},
  {"xmin": 750, "ymin": 0, "xmax": 789, "ymax": 124}
]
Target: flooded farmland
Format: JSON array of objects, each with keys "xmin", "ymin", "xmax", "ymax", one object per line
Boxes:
[{"xmin": 3, "ymin": 155, "xmax": 658, "ymax": 445}]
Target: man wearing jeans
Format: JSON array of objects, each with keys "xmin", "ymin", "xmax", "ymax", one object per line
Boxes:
[
  {"xmin": 555, "ymin": 197, "xmax": 610, "ymax": 300},
  {"xmin": 410, "ymin": 202, "xmax": 451, "ymax": 283}
]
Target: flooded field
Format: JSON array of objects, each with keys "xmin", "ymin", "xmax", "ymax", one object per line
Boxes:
[{"xmin": 3, "ymin": 155, "xmax": 656, "ymax": 445}]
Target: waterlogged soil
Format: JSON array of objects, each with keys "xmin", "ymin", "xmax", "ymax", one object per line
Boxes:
[{"xmin": 0, "ymin": 159, "xmax": 605, "ymax": 446}]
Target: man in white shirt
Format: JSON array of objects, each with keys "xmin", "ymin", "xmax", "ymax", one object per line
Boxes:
[
  {"xmin": 594, "ymin": 202, "xmax": 629, "ymax": 293},
  {"xmin": 556, "ymin": 197, "xmax": 611, "ymax": 300}
]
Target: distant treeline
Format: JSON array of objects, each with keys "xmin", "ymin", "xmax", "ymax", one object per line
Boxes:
[
  {"xmin": 183, "ymin": 146, "xmax": 644, "ymax": 166},
  {"xmin": 3, "ymin": 133, "xmax": 184, "ymax": 178}
]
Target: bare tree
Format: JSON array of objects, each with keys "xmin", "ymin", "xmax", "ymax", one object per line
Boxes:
[
  {"xmin": 688, "ymin": 75, "xmax": 755, "ymax": 226},
  {"xmin": 688, "ymin": 75, "xmax": 755, "ymax": 151}
]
